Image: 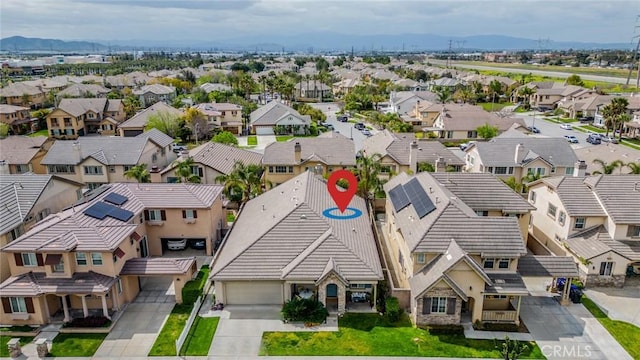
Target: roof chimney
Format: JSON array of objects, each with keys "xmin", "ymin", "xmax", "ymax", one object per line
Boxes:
[
  {"xmin": 294, "ymin": 142, "xmax": 302, "ymax": 163},
  {"xmin": 435, "ymin": 157, "xmax": 446, "ymax": 172},
  {"xmin": 409, "ymin": 140, "xmax": 419, "ymax": 174},
  {"xmin": 574, "ymin": 160, "xmax": 587, "ymax": 177},
  {"xmin": 515, "ymin": 143, "xmax": 524, "ymax": 164}
]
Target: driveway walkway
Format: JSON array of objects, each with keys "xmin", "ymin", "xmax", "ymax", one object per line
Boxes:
[
  {"xmin": 519, "ymin": 296, "xmax": 631, "ymax": 360},
  {"xmin": 584, "ymin": 277, "xmax": 640, "ymax": 327}
]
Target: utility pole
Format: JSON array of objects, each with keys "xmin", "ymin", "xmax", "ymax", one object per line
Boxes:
[
  {"xmin": 446, "ymin": 39, "xmax": 453, "ymax": 68},
  {"xmin": 626, "ymin": 15, "xmax": 640, "ymax": 87}
]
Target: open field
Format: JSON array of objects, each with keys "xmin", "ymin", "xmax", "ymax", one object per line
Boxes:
[{"xmin": 452, "ymin": 61, "xmax": 632, "ymax": 79}]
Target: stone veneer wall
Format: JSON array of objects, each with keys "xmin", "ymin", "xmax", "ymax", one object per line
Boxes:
[
  {"xmin": 583, "ymin": 274, "xmax": 625, "ymax": 288},
  {"xmin": 317, "ymin": 274, "xmax": 346, "ymax": 313},
  {"xmin": 414, "ymin": 287, "xmax": 461, "ymax": 326}
]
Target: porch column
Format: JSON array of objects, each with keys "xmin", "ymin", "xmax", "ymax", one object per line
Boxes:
[
  {"xmin": 80, "ymin": 295, "xmax": 88, "ymax": 318},
  {"xmin": 112, "ymin": 286, "xmax": 120, "ymax": 312},
  {"xmin": 60, "ymin": 295, "xmax": 70, "ymax": 322},
  {"xmin": 561, "ymin": 277, "xmax": 571, "ymax": 305},
  {"xmin": 515, "ymin": 296, "xmax": 522, "ymax": 325},
  {"xmin": 43, "ymin": 296, "xmax": 51, "ymax": 322},
  {"xmin": 101, "ymin": 294, "xmax": 111, "ymax": 320},
  {"xmin": 373, "ymin": 284, "xmax": 377, "ymax": 310}
]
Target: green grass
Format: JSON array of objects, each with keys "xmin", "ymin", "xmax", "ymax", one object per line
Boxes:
[
  {"xmin": 582, "ymin": 297, "xmax": 640, "ymax": 359},
  {"xmin": 276, "ymin": 136, "xmax": 293, "ymax": 142},
  {"xmin": 149, "ymin": 304, "xmax": 191, "ymax": 356},
  {"xmin": 247, "ymin": 135, "xmax": 257, "ymax": 146},
  {"xmin": 621, "ymin": 138, "xmax": 640, "ymax": 150},
  {"xmin": 48, "ymin": 333, "xmax": 107, "ymax": 357},
  {"xmin": 0, "ymin": 336, "xmax": 33, "ymax": 358},
  {"xmin": 180, "ymin": 316, "xmax": 219, "ymax": 356},
  {"xmin": 226, "ymin": 213, "xmax": 236, "ymax": 223},
  {"xmin": 477, "ymin": 102, "xmax": 513, "ymax": 112},
  {"xmin": 27, "ymin": 129, "xmax": 48, "ymax": 137},
  {"xmin": 579, "ymin": 125, "xmax": 606, "ymax": 133},
  {"xmin": 454, "ymin": 61, "xmax": 631, "ymax": 79},
  {"xmin": 260, "ymin": 313, "xmax": 543, "ymax": 358},
  {"xmin": 0, "ymin": 325, "xmax": 36, "ymax": 332}
]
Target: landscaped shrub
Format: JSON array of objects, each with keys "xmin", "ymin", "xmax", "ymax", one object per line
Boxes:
[
  {"xmin": 182, "ymin": 265, "xmax": 210, "ymax": 305},
  {"xmin": 421, "ymin": 324, "xmax": 464, "ymax": 335},
  {"xmin": 376, "ymin": 280, "xmax": 388, "ymax": 313},
  {"xmin": 65, "ymin": 316, "xmax": 110, "ymax": 328},
  {"xmin": 281, "ymin": 298, "xmax": 328, "ymax": 323},
  {"xmin": 384, "ymin": 297, "xmax": 402, "ymax": 322}
]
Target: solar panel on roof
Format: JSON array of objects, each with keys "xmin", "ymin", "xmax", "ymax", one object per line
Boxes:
[
  {"xmin": 104, "ymin": 193, "xmax": 128, "ymax": 206},
  {"xmin": 108, "ymin": 207, "xmax": 134, "ymax": 222},
  {"xmin": 403, "ymin": 178, "xmax": 436, "ymax": 219},
  {"xmin": 83, "ymin": 202, "xmax": 112, "ymax": 220},
  {"xmin": 389, "ymin": 185, "xmax": 411, "ymax": 212}
]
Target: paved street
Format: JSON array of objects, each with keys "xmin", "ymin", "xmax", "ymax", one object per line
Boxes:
[
  {"xmin": 512, "ymin": 111, "xmax": 597, "ymax": 150},
  {"xmin": 310, "ymin": 102, "xmax": 379, "ymax": 151},
  {"xmin": 584, "ymin": 277, "xmax": 640, "ymax": 327}
]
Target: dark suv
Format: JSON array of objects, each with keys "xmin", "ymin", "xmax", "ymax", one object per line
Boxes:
[
  {"xmin": 354, "ymin": 122, "xmax": 365, "ymax": 130},
  {"xmin": 586, "ymin": 133, "xmax": 601, "ymax": 144},
  {"xmin": 337, "ymin": 115, "xmax": 348, "ymax": 122}
]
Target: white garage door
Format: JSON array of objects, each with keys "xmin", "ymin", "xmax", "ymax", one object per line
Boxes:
[
  {"xmin": 255, "ymin": 126, "xmax": 274, "ymax": 135},
  {"xmin": 224, "ymin": 281, "xmax": 283, "ymax": 305}
]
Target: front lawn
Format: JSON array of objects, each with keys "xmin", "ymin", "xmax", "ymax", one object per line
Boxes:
[
  {"xmin": 28, "ymin": 129, "xmax": 49, "ymax": 137},
  {"xmin": 0, "ymin": 336, "xmax": 33, "ymax": 358},
  {"xmin": 582, "ymin": 297, "xmax": 640, "ymax": 359},
  {"xmin": 579, "ymin": 125, "xmax": 605, "ymax": 133},
  {"xmin": 477, "ymin": 102, "xmax": 513, "ymax": 112},
  {"xmin": 48, "ymin": 333, "xmax": 106, "ymax": 357},
  {"xmin": 247, "ymin": 135, "xmax": 257, "ymax": 146},
  {"xmin": 260, "ymin": 313, "xmax": 543, "ymax": 358},
  {"xmin": 276, "ymin": 136, "xmax": 293, "ymax": 142},
  {"xmin": 180, "ymin": 316, "xmax": 219, "ymax": 356}
]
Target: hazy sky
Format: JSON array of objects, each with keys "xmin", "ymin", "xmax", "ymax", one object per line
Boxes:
[{"xmin": 1, "ymin": 0, "xmax": 638, "ymax": 43}]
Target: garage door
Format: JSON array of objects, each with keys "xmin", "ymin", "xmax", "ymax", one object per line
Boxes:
[
  {"xmin": 255, "ymin": 126, "xmax": 274, "ymax": 135},
  {"xmin": 224, "ymin": 281, "xmax": 283, "ymax": 305}
]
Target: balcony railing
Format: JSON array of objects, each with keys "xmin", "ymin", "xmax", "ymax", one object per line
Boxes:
[{"xmin": 482, "ymin": 310, "xmax": 517, "ymax": 322}]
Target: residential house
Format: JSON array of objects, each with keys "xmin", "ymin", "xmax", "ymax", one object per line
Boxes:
[
  {"xmin": 193, "ymin": 103, "xmax": 243, "ymax": 134},
  {"xmin": 250, "ymin": 101, "xmax": 311, "ymax": 135},
  {"xmin": 402, "ymin": 101, "xmax": 444, "ymax": 132},
  {"xmin": 594, "ymin": 95, "xmax": 640, "ymax": 130},
  {"xmin": 557, "ymin": 94, "xmax": 612, "ymax": 119},
  {"xmin": 0, "ymin": 104, "xmax": 34, "ymax": 134},
  {"xmin": 527, "ymin": 175, "xmax": 640, "ymax": 287},
  {"xmin": 41, "ymin": 130, "xmax": 175, "ymax": 190},
  {"xmin": 211, "ymin": 171, "xmax": 383, "ymax": 312},
  {"xmin": 0, "ymin": 136, "xmax": 50, "ymax": 175},
  {"xmin": 0, "ymin": 83, "xmax": 46, "ymax": 109},
  {"xmin": 118, "ymin": 102, "xmax": 182, "ymax": 137},
  {"xmin": 530, "ymin": 84, "xmax": 585, "ymax": 110},
  {"xmin": 46, "ymin": 98, "xmax": 125, "ymax": 138},
  {"xmin": 133, "ymin": 84, "xmax": 176, "ymax": 108},
  {"xmin": 393, "ymin": 79, "xmax": 427, "ymax": 92},
  {"xmin": 158, "ymin": 142, "xmax": 262, "ymax": 183},
  {"xmin": 295, "ymin": 80, "xmax": 331, "ymax": 100},
  {"xmin": 104, "ymin": 72, "xmax": 152, "ymax": 90},
  {"xmin": 361, "ymin": 130, "xmax": 464, "ymax": 176},
  {"xmin": 0, "ymin": 182, "xmax": 226, "ymax": 326},
  {"xmin": 388, "ymin": 91, "xmax": 438, "ymax": 116},
  {"xmin": 56, "ymin": 84, "xmax": 110, "ymax": 98},
  {"xmin": 427, "ymin": 78, "xmax": 466, "ymax": 92},
  {"xmin": 0, "ymin": 174, "xmax": 83, "ymax": 280},
  {"xmin": 382, "ymin": 171, "xmax": 535, "ymax": 326},
  {"xmin": 430, "ymin": 104, "xmax": 526, "ymax": 139},
  {"xmin": 199, "ymin": 83, "xmax": 232, "ymax": 94},
  {"xmin": 332, "ymin": 78, "xmax": 361, "ymax": 97},
  {"xmin": 263, "ymin": 132, "xmax": 356, "ymax": 185},
  {"xmin": 464, "ymin": 137, "xmax": 580, "ymax": 181}
]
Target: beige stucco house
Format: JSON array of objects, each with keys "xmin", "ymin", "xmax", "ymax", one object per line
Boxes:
[
  {"xmin": 527, "ymin": 174, "xmax": 640, "ymax": 287},
  {"xmin": 118, "ymin": 102, "xmax": 182, "ymax": 137},
  {"xmin": 0, "ymin": 104, "xmax": 34, "ymax": 135},
  {"xmin": 0, "ymin": 182, "xmax": 226, "ymax": 326},
  {"xmin": 46, "ymin": 98, "xmax": 125, "ymax": 138},
  {"xmin": 0, "ymin": 83, "xmax": 46, "ymax": 109},
  {"xmin": 430, "ymin": 104, "xmax": 526, "ymax": 140},
  {"xmin": 193, "ymin": 103, "xmax": 243, "ymax": 134},
  {"xmin": 0, "ymin": 136, "xmax": 50, "ymax": 175},
  {"xmin": 250, "ymin": 101, "xmax": 311, "ymax": 135}
]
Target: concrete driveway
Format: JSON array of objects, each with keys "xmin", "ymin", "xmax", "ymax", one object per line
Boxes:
[
  {"xmin": 584, "ymin": 277, "xmax": 640, "ymax": 327},
  {"xmin": 519, "ymin": 296, "xmax": 631, "ymax": 360}
]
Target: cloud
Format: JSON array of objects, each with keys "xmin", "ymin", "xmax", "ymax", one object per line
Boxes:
[{"xmin": 69, "ymin": 0, "xmax": 259, "ymax": 10}]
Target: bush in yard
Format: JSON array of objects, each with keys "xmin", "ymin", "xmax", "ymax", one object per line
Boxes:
[
  {"xmin": 64, "ymin": 316, "xmax": 110, "ymax": 328},
  {"xmin": 420, "ymin": 324, "xmax": 464, "ymax": 335},
  {"xmin": 281, "ymin": 298, "xmax": 328, "ymax": 323},
  {"xmin": 182, "ymin": 265, "xmax": 209, "ymax": 305},
  {"xmin": 385, "ymin": 297, "xmax": 402, "ymax": 322}
]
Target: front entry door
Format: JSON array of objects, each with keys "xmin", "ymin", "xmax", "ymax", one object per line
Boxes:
[
  {"xmin": 140, "ymin": 236, "xmax": 149, "ymax": 258},
  {"xmin": 326, "ymin": 284, "xmax": 338, "ymax": 297}
]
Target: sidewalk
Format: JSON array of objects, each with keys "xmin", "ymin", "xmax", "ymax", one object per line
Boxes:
[{"xmin": 462, "ymin": 323, "xmax": 533, "ymax": 341}]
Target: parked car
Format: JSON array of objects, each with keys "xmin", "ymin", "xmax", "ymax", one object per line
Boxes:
[
  {"xmin": 564, "ymin": 135, "xmax": 579, "ymax": 143},
  {"xmin": 172, "ymin": 143, "xmax": 187, "ymax": 153},
  {"xmin": 166, "ymin": 239, "xmax": 187, "ymax": 250},
  {"xmin": 321, "ymin": 122, "xmax": 334, "ymax": 130},
  {"xmin": 560, "ymin": 124, "xmax": 573, "ymax": 130},
  {"xmin": 189, "ymin": 239, "xmax": 206, "ymax": 250},
  {"xmin": 578, "ymin": 116, "xmax": 594, "ymax": 123},
  {"xmin": 586, "ymin": 134, "xmax": 601, "ymax": 144},
  {"xmin": 337, "ymin": 115, "xmax": 348, "ymax": 122},
  {"xmin": 600, "ymin": 134, "xmax": 619, "ymax": 144},
  {"xmin": 354, "ymin": 122, "xmax": 365, "ymax": 130},
  {"xmin": 361, "ymin": 129, "xmax": 372, "ymax": 136},
  {"xmin": 528, "ymin": 126, "xmax": 540, "ymax": 133},
  {"xmin": 459, "ymin": 141, "xmax": 476, "ymax": 151}
]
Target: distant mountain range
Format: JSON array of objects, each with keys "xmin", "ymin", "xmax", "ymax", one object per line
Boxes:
[{"xmin": 0, "ymin": 34, "xmax": 632, "ymax": 53}]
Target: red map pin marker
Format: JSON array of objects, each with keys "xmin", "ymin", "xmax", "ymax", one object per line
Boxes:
[{"xmin": 327, "ymin": 169, "xmax": 358, "ymax": 213}]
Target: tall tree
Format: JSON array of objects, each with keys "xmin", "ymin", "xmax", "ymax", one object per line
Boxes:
[
  {"xmin": 592, "ymin": 159, "xmax": 624, "ymax": 175},
  {"xmin": 436, "ymin": 88, "xmax": 452, "ymax": 104},
  {"xmin": 173, "ymin": 157, "xmax": 201, "ymax": 183},
  {"xmin": 124, "ymin": 164, "xmax": 150, "ymax": 183},
  {"xmin": 476, "ymin": 123, "xmax": 499, "ymax": 139},
  {"xmin": 517, "ymin": 87, "xmax": 535, "ymax": 110},
  {"xmin": 601, "ymin": 97, "xmax": 628, "ymax": 138},
  {"xmin": 145, "ymin": 111, "xmax": 181, "ymax": 138},
  {"xmin": 215, "ymin": 161, "xmax": 268, "ymax": 204},
  {"xmin": 354, "ymin": 151, "xmax": 383, "ymax": 201}
]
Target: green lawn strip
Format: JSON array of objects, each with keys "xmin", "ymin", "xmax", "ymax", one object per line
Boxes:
[
  {"xmin": 582, "ymin": 297, "xmax": 640, "ymax": 359},
  {"xmin": 579, "ymin": 125, "xmax": 606, "ymax": 133},
  {"xmin": 543, "ymin": 117, "xmax": 561, "ymax": 124},
  {"xmin": 621, "ymin": 138, "xmax": 640, "ymax": 150},
  {"xmin": 260, "ymin": 313, "xmax": 543, "ymax": 358},
  {"xmin": 573, "ymin": 127, "xmax": 587, "ymax": 134},
  {"xmin": 454, "ymin": 61, "xmax": 631, "ymax": 79},
  {"xmin": 477, "ymin": 102, "xmax": 513, "ymax": 112},
  {"xmin": 247, "ymin": 136, "xmax": 257, "ymax": 146},
  {"xmin": 48, "ymin": 333, "xmax": 107, "ymax": 357},
  {"xmin": 0, "ymin": 336, "xmax": 34, "ymax": 358},
  {"xmin": 276, "ymin": 136, "xmax": 293, "ymax": 142},
  {"xmin": 28, "ymin": 130, "xmax": 49, "ymax": 137},
  {"xmin": 180, "ymin": 316, "xmax": 219, "ymax": 356}
]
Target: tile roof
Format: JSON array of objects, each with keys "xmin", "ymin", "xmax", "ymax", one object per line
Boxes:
[
  {"xmin": 133, "ymin": 84, "xmax": 175, "ymax": 95},
  {"xmin": 361, "ymin": 130, "xmax": 464, "ymax": 166},
  {"xmin": 588, "ymin": 175, "xmax": 640, "ymax": 224},
  {"xmin": 431, "ymin": 173, "xmax": 535, "ymax": 213},
  {"xmin": 0, "ymin": 104, "xmax": 30, "ymax": 114},
  {"xmin": 56, "ymin": 83, "xmax": 110, "ymax": 98},
  {"xmin": 0, "ymin": 136, "xmax": 47, "ymax": 165},
  {"xmin": 1, "ymin": 182, "xmax": 222, "ymax": 252},
  {"xmin": 485, "ymin": 273, "xmax": 529, "ymax": 295},
  {"xmin": 120, "ymin": 257, "xmax": 196, "ymax": 275},
  {"xmin": 0, "ymin": 174, "xmax": 53, "ymax": 234},
  {"xmin": 436, "ymin": 104, "xmax": 526, "ymax": 131},
  {"xmin": 181, "ymin": 142, "xmax": 263, "ymax": 175},
  {"xmin": 135, "ymin": 128, "xmax": 174, "ymax": 148},
  {"xmin": 517, "ymin": 255, "xmax": 579, "ymax": 277},
  {"xmin": 263, "ymin": 136, "xmax": 356, "ymax": 166},
  {"xmin": 470, "ymin": 137, "xmax": 579, "ymax": 167},
  {"xmin": 384, "ymin": 172, "xmax": 526, "ymax": 257},
  {"xmin": 211, "ymin": 171, "xmax": 383, "ymax": 282},
  {"xmin": 565, "ymin": 225, "xmax": 640, "ymax": 261},
  {"xmin": 536, "ymin": 176, "xmax": 606, "ymax": 217},
  {"xmin": 0, "ymin": 271, "xmax": 116, "ymax": 296},
  {"xmin": 250, "ymin": 101, "xmax": 311, "ymax": 126},
  {"xmin": 119, "ymin": 102, "xmax": 182, "ymax": 129},
  {"xmin": 56, "ymin": 98, "xmax": 111, "ymax": 117},
  {"xmin": 0, "ymin": 83, "xmax": 43, "ymax": 97}
]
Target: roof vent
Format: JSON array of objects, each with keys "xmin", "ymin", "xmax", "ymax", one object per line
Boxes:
[
  {"xmin": 300, "ymin": 214, "xmax": 307, "ymax": 220},
  {"xmin": 262, "ymin": 204, "xmax": 265, "ymax": 211}
]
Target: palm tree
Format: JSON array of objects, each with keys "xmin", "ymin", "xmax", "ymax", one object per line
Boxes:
[
  {"xmin": 592, "ymin": 159, "xmax": 624, "ymax": 175},
  {"xmin": 173, "ymin": 157, "xmax": 201, "ymax": 183},
  {"xmin": 625, "ymin": 162, "xmax": 640, "ymax": 174},
  {"xmin": 215, "ymin": 161, "xmax": 269, "ymax": 204},
  {"xmin": 354, "ymin": 151, "xmax": 383, "ymax": 201},
  {"xmin": 601, "ymin": 97, "xmax": 629, "ymax": 138},
  {"xmin": 436, "ymin": 88, "xmax": 452, "ymax": 104},
  {"xmin": 615, "ymin": 113, "xmax": 631, "ymax": 141},
  {"xmin": 124, "ymin": 164, "xmax": 150, "ymax": 183},
  {"xmin": 517, "ymin": 87, "xmax": 535, "ymax": 110}
]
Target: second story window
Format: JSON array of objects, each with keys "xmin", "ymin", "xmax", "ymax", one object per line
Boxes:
[
  {"xmin": 558, "ymin": 211, "xmax": 566, "ymax": 226},
  {"xmin": 53, "ymin": 258, "xmax": 65, "ymax": 273},
  {"xmin": 627, "ymin": 225, "xmax": 640, "ymax": 238},
  {"xmin": 574, "ymin": 217, "xmax": 585, "ymax": 229},
  {"xmin": 48, "ymin": 165, "xmax": 75, "ymax": 174},
  {"xmin": 476, "ymin": 211, "xmax": 488, "ymax": 217},
  {"xmin": 84, "ymin": 166, "xmax": 103, "ymax": 175},
  {"xmin": 145, "ymin": 209, "xmax": 166, "ymax": 221},
  {"xmin": 15, "ymin": 164, "xmax": 29, "ymax": 174},
  {"xmin": 498, "ymin": 258, "xmax": 510, "ymax": 269},
  {"xmin": 22, "ymin": 253, "xmax": 38, "ymax": 267},
  {"xmin": 182, "ymin": 209, "xmax": 198, "ymax": 219},
  {"xmin": 483, "ymin": 258, "xmax": 495, "ymax": 269},
  {"xmin": 529, "ymin": 191, "xmax": 536, "ymax": 204},
  {"xmin": 416, "ymin": 253, "xmax": 425, "ymax": 264},
  {"xmin": 565, "ymin": 167, "xmax": 575, "ymax": 175},
  {"xmin": 76, "ymin": 253, "xmax": 87, "ymax": 265},
  {"xmin": 547, "ymin": 203, "xmax": 557, "ymax": 219},
  {"xmin": 91, "ymin": 253, "xmax": 103, "ymax": 266}
]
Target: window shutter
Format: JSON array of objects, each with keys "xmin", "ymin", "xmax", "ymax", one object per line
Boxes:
[
  {"xmin": 14, "ymin": 253, "xmax": 23, "ymax": 266},
  {"xmin": 36, "ymin": 254, "xmax": 44, "ymax": 266},
  {"xmin": 193, "ymin": 210, "xmax": 197, "ymax": 218},
  {"xmin": 144, "ymin": 210, "xmax": 150, "ymax": 221},
  {"xmin": 182, "ymin": 210, "xmax": 186, "ymax": 219},
  {"xmin": 160, "ymin": 210, "xmax": 166, "ymax": 221},
  {"xmin": 422, "ymin": 297, "xmax": 431, "ymax": 314},
  {"xmin": 447, "ymin": 298, "xmax": 456, "ymax": 315},
  {"xmin": 1, "ymin": 298, "xmax": 11, "ymax": 313},
  {"xmin": 25, "ymin": 298, "xmax": 35, "ymax": 313}
]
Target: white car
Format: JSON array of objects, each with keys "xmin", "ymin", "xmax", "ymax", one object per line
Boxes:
[
  {"xmin": 560, "ymin": 124, "xmax": 573, "ymax": 130},
  {"xmin": 564, "ymin": 135, "xmax": 579, "ymax": 144},
  {"xmin": 166, "ymin": 239, "xmax": 187, "ymax": 250}
]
